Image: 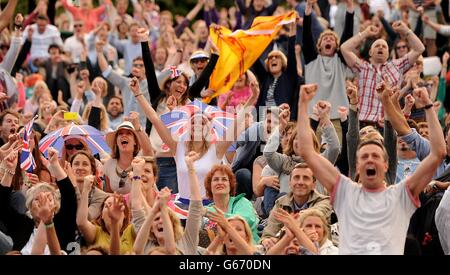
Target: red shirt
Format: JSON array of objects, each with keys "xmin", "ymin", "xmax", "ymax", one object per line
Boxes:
[
  {"xmin": 62, "ymin": 0, "xmax": 108, "ymax": 32},
  {"xmin": 352, "ymin": 56, "xmax": 411, "ymax": 122}
]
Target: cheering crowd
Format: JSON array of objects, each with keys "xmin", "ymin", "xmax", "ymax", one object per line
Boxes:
[{"xmin": 0, "ymin": 0, "xmax": 449, "ymax": 255}]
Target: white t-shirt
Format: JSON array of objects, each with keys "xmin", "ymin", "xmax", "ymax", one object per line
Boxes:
[
  {"xmin": 63, "ymin": 35, "xmax": 87, "ymax": 62},
  {"xmin": 331, "ymin": 175, "xmax": 419, "ymax": 255},
  {"xmin": 23, "ymin": 24, "xmax": 63, "ymax": 60},
  {"xmin": 21, "ymin": 227, "xmax": 50, "ymax": 255}
]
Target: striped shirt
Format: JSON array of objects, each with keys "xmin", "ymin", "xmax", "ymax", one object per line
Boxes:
[{"xmin": 352, "ymin": 56, "xmax": 411, "ymax": 122}]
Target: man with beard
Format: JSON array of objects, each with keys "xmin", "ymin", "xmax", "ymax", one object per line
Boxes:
[
  {"xmin": 396, "ymin": 138, "xmax": 420, "ymax": 184},
  {"xmin": 340, "ymin": 21, "xmax": 424, "ymax": 126},
  {"xmin": 106, "ymin": 95, "xmax": 124, "ymax": 130}
]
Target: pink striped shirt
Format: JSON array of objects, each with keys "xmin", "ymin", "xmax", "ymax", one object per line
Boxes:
[{"xmin": 352, "ymin": 56, "xmax": 411, "ymax": 122}]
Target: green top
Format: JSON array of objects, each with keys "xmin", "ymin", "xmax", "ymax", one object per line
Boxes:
[
  {"xmin": 206, "ymin": 193, "xmax": 260, "ymax": 243},
  {"xmin": 437, "ymin": 77, "xmax": 447, "ymax": 126}
]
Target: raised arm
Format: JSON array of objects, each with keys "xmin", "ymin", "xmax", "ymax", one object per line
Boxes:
[
  {"xmin": 297, "ymin": 84, "xmax": 340, "ymax": 194},
  {"xmin": 337, "ymin": 1, "xmax": 355, "ymax": 64},
  {"xmin": 437, "ymin": 52, "xmax": 449, "ymax": 122},
  {"xmin": 127, "ymin": 111, "xmax": 154, "ymax": 156},
  {"xmin": 265, "ymin": 228, "xmax": 293, "ymax": 255},
  {"xmin": 273, "ymin": 208, "xmax": 318, "ymax": 254},
  {"xmin": 303, "ymin": 0, "xmax": 318, "ymax": 65},
  {"xmin": 185, "ymin": 152, "xmax": 203, "ymax": 201},
  {"xmin": 392, "ymin": 21, "xmax": 425, "ymax": 66},
  {"xmin": 1, "ymin": 15, "xmax": 23, "ymax": 73},
  {"xmin": 159, "ymin": 188, "xmax": 177, "ymax": 255},
  {"xmin": 129, "ymin": 78, "xmax": 178, "ymax": 153},
  {"xmin": 186, "ymin": 0, "xmax": 205, "ymax": 22},
  {"xmin": 435, "ymin": 188, "xmax": 450, "ymax": 255},
  {"xmin": 316, "ymin": 101, "xmax": 341, "ymax": 164},
  {"xmin": 139, "ymin": 29, "xmax": 163, "ymax": 104},
  {"xmin": 76, "ymin": 175, "xmax": 98, "ymax": 244},
  {"xmin": 96, "ymin": 41, "xmax": 127, "ymax": 89},
  {"xmin": 190, "ymin": 44, "xmax": 219, "ymax": 99},
  {"xmin": 378, "ymin": 15, "xmax": 398, "ymax": 43},
  {"xmin": 346, "ymin": 82, "xmax": 360, "ymax": 180},
  {"xmin": 407, "ymin": 87, "xmax": 446, "ymax": 197},
  {"xmin": 286, "ymin": 22, "xmax": 298, "ymax": 82},
  {"xmin": 380, "ymin": 84, "xmax": 412, "ymax": 136},
  {"xmin": 340, "ymin": 25, "xmax": 379, "ymax": 68},
  {"xmin": 422, "ymin": 15, "xmax": 447, "ymax": 34},
  {"xmin": 130, "ymin": 157, "xmax": 150, "ymax": 212},
  {"xmin": 216, "ymin": 79, "xmax": 260, "ymax": 158},
  {"xmin": 384, "ymin": 119, "xmax": 398, "ymax": 186},
  {"xmin": 207, "ymin": 208, "xmax": 255, "ymax": 255},
  {"xmin": 235, "ymin": 0, "xmax": 247, "ymax": 14},
  {"xmin": 36, "ymin": 193, "xmax": 62, "ymax": 255},
  {"xmin": 133, "ymin": 199, "xmax": 159, "ymax": 255},
  {"xmin": 107, "ymin": 194, "xmax": 126, "ymax": 255}
]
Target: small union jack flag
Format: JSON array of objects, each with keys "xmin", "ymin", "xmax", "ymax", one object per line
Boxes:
[
  {"xmin": 168, "ymin": 66, "xmax": 182, "ymax": 79},
  {"xmin": 20, "ymin": 116, "xmax": 37, "ymax": 173}
]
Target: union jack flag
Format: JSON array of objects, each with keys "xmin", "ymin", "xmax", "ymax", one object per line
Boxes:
[
  {"xmin": 168, "ymin": 66, "xmax": 182, "ymax": 79},
  {"xmin": 160, "ymin": 100, "xmax": 235, "ymax": 143},
  {"xmin": 20, "ymin": 116, "xmax": 36, "ymax": 173}
]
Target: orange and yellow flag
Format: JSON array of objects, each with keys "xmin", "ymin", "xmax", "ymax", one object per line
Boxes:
[{"xmin": 205, "ymin": 11, "xmax": 296, "ymax": 103}]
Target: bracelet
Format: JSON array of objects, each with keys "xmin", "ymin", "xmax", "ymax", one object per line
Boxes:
[
  {"xmin": 349, "ymin": 100, "xmax": 358, "ymax": 105},
  {"xmin": 45, "ymin": 222, "xmax": 54, "ymax": 229},
  {"xmin": 188, "ymin": 168, "xmax": 196, "ymax": 173},
  {"xmin": 4, "ymin": 168, "xmax": 15, "ymax": 176},
  {"xmin": 134, "ymin": 93, "xmax": 143, "ymax": 98},
  {"xmin": 423, "ymin": 103, "xmax": 433, "ymax": 110},
  {"xmin": 132, "ymin": 175, "xmax": 142, "ymax": 181}
]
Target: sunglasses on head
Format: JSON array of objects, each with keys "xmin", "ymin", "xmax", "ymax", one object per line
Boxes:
[
  {"xmin": 191, "ymin": 58, "xmax": 208, "ymax": 64},
  {"xmin": 65, "ymin": 144, "xmax": 84, "ymax": 150}
]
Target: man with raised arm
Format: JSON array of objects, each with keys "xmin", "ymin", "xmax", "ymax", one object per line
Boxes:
[
  {"xmin": 296, "ymin": 83, "xmax": 446, "ymax": 254},
  {"xmin": 340, "ymin": 21, "xmax": 424, "ymax": 126}
]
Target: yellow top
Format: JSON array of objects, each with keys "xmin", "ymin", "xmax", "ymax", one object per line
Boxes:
[{"xmin": 93, "ymin": 224, "xmax": 135, "ymax": 255}]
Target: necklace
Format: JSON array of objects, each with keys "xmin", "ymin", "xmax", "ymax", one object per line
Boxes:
[{"xmin": 115, "ymin": 164, "xmax": 132, "ymax": 188}]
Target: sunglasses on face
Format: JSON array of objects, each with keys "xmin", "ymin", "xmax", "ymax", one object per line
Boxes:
[
  {"xmin": 191, "ymin": 58, "xmax": 208, "ymax": 64},
  {"xmin": 65, "ymin": 144, "xmax": 84, "ymax": 150}
]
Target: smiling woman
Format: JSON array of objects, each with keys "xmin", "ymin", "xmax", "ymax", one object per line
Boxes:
[
  {"xmin": 103, "ymin": 121, "xmax": 141, "ymax": 194},
  {"xmin": 69, "ymin": 151, "xmax": 109, "ymax": 220},
  {"xmin": 203, "ymin": 164, "xmax": 260, "ymax": 244}
]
